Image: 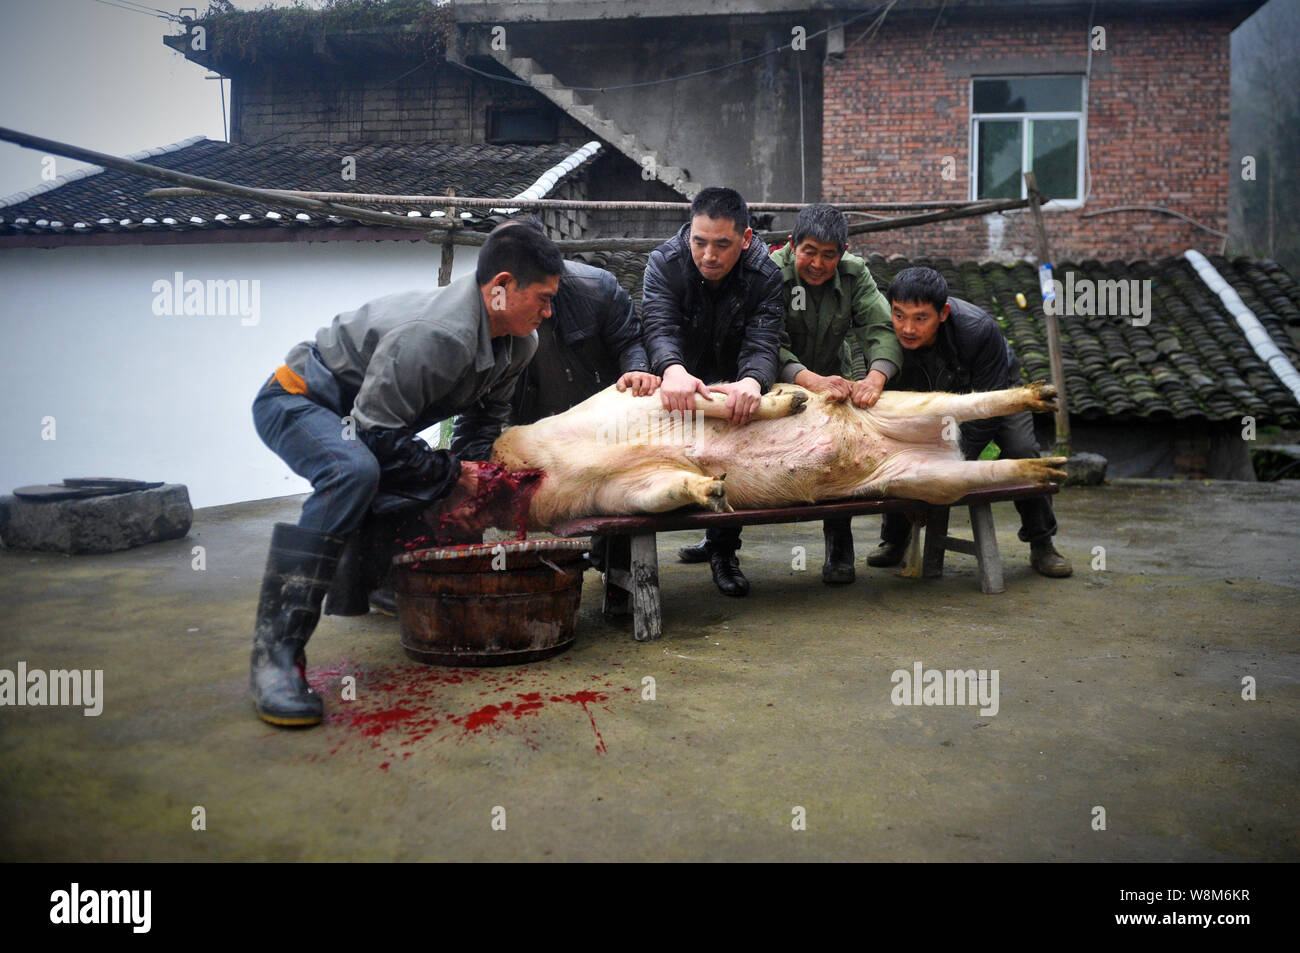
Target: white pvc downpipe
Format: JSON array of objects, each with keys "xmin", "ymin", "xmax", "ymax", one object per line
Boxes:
[{"xmin": 1183, "ymin": 248, "xmax": 1300, "ymax": 405}]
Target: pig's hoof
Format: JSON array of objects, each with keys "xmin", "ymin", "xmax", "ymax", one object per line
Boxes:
[
  {"xmin": 789, "ymin": 391, "xmax": 808, "ymax": 415},
  {"xmin": 1026, "ymin": 456, "xmax": 1069, "ymax": 483},
  {"xmin": 700, "ymin": 476, "xmax": 730, "ymax": 513},
  {"xmin": 1027, "ymin": 380, "xmax": 1058, "ymax": 413}
]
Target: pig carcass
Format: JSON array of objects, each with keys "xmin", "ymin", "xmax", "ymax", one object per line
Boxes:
[{"xmin": 487, "ymin": 381, "xmax": 1067, "ymax": 531}]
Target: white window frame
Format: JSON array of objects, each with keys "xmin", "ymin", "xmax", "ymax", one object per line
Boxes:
[{"xmin": 968, "ymin": 75, "xmax": 1088, "ymax": 210}]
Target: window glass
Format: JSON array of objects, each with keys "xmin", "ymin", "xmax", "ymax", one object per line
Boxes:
[
  {"xmin": 973, "ymin": 77, "xmax": 1082, "ymax": 113},
  {"xmin": 1030, "ymin": 119, "xmax": 1079, "ymax": 201},
  {"xmin": 977, "ymin": 120, "xmax": 1023, "ymax": 200}
]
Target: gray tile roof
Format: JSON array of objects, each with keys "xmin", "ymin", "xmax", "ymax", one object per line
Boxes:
[
  {"xmin": 576, "ymin": 248, "xmax": 1300, "ymax": 426},
  {"xmin": 0, "ymin": 138, "xmax": 599, "ymax": 236}
]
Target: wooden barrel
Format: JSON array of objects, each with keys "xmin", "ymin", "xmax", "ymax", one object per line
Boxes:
[{"xmin": 391, "ymin": 538, "xmax": 589, "ymax": 666}]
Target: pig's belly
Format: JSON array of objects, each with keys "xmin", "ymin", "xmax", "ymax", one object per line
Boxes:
[{"xmin": 689, "ymin": 404, "xmax": 892, "ymax": 507}]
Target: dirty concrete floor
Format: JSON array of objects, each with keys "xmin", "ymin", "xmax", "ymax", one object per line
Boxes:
[{"xmin": 1, "ymin": 480, "xmax": 1297, "ymax": 862}]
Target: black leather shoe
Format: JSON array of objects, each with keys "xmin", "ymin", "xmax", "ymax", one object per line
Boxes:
[
  {"xmin": 678, "ymin": 537, "xmax": 710, "ymax": 563},
  {"xmin": 1030, "ymin": 540, "xmax": 1073, "ymax": 577},
  {"xmin": 709, "ymin": 549, "xmax": 750, "ymax": 597},
  {"xmin": 822, "ymin": 519, "xmax": 855, "ymax": 584},
  {"xmin": 866, "ymin": 540, "xmax": 907, "ymax": 568}
]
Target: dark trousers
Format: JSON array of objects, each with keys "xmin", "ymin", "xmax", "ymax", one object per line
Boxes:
[
  {"xmin": 706, "ymin": 526, "xmax": 742, "ymax": 554},
  {"xmin": 251, "ymin": 379, "xmax": 380, "ymax": 537},
  {"xmin": 880, "ymin": 410, "xmax": 1058, "ymax": 546}
]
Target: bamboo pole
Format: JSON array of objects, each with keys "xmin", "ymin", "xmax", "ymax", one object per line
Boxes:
[
  {"xmin": 1023, "ymin": 171, "xmax": 1071, "ymax": 457},
  {"xmin": 0, "ymin": 125, "xmax": 443, "ymax": 234},
  {"xmin": 142, "ymin": 187, "xmax": 1009, "ymax": 214},
  {"xmin": 0, "ymin": 127, "xmax": 1029, "ymax": 252}
]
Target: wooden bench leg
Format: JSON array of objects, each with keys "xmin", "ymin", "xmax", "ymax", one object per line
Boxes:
[
  {"xmin": 898, "ymin": 512, "xmax": 926, "ymax": 578},
  {"xmin": 923, "ymin": 505, "xmax": 950, "ymax": 578},
  {"xmin": 968, "ymin": 502, "xmax": 1005, "ymax": 594},
  {"xmin": 601, "ymin": 534, "xmax": 631, "ymax": 616},
  {"xmin": 629, "ymin": 532, "xmax": 663, "ymax": 642}
]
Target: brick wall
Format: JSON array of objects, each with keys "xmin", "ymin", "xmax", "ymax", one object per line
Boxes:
[
  {"xmin": 232, "ymin": 62, "xmax": 589, "ymax": 146},
  {"xmin": 823, "ymin": 11, "xmax": 1236, "ymax": 262}
]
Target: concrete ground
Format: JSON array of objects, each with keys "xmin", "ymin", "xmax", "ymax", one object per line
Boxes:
[{"xmin": 1, "ymin": 479, "xmax": 1297, "ymax": 862}]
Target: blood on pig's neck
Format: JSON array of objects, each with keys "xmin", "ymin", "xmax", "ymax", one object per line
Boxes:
[{"xmin": 411, "ymin": 463, "xmax": 546, "ymax": 547}]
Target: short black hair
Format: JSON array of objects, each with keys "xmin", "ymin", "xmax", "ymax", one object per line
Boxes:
[
  {"xmin": 792, "ymin": 204, "xmax": 847, "ymax": 249},
  {"xmin": 887, "ymin": 266, "xmax": 949, "ymax": 314},
  {"xmin": 690, "ymin": 187, "xmax": 749, "ymax": 236},
  {"xmin": 476, "ymin": 220, "xmax": 564, "ymax": 287},
  {"xmin": 500, "ymin": 214, "xmax": 546, "ymax": 234}
]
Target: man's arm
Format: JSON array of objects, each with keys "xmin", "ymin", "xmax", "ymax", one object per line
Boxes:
[
  {"xmin": 640, "ymin": 247, "xmax": 688, "ymax": 377},
  {"xmin": 598, "ymin": 273, "xmax": 661, "ymax": 395},
  {"xmin": 641, "ymin": 248, "xmax": 710, "ymax": 410},
  {"xmin": 848, "ymin": 267, "xmax": 903, "ymax": 407},
  {"xmin": 850, "ymin": 267, "xmax": 902, "ymax": 381},
  {"xmin": 352, "ymin": 326, "xmax": 468, "ymax": 503},
  {"xmin": 597, "ymin": 274, "xmax": 652, "ymax": 375},
  {"xmin": 450, "ymin": 334, "xmax": 539, "ymax": 461},
  {"xmin": 959, "ymin": 314, "xmax": 1017, "ymax": 457},
  {"xmin": 710, "ymin": 265, "xmax": 784, "ymax": 424},
  {"xmin": 733, "ymin": 266, "xmax": 784, "ymax": 393}
]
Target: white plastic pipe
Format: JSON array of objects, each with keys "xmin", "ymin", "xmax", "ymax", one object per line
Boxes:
[
  {"xmin": 1183, "ymin": 248, "xmax": 1300, "ymax": 405},
  {"xmin": 494, "ymin": 141, "xmax": 603, "ymax": 215}
]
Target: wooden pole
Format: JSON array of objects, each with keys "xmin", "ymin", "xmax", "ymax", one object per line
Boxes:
[
  {"xmin": 1023, "ymin": 171, "xmax": 1071, "ymax": 457},
  {"xmin": 0, "ymin": 126, "xmax": 1031, "ymax": 252},
  {"xmin": 141, "ymin": 187, "xmax": 1022, "ymax": 214},
  {"xmin": 0, "ymin": 125, "xmax": 444, "ymax": 234},
  {"xmin": 437, "ymin": 187, "xmax": 456, "ymax": 287}
]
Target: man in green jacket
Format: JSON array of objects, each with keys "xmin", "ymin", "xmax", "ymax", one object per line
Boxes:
[{"xmin": 679, "ymin": 203, "xmax": 902, "ymax": 584}]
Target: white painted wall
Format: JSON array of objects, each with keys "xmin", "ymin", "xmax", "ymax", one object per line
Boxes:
[{"xmin": 0, "ymin": 238, "xmax": 479, "ymax": 509}]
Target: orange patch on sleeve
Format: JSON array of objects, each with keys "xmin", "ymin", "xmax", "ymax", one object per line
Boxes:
[{"xmin": 273, "ymin": 364, "xmax": 308, "ymax": 396}]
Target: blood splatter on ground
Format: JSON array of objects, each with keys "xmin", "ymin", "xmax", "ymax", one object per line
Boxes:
[{"xmin": 303, "ymin": 660, "xmax": 615, "ymax": 765}]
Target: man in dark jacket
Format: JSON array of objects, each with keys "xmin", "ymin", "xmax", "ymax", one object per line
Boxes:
[
  {"xmin": 512, "ymin": 255, "xmax": 661, "ymax": 424},
  {"xmin": 641, "ymin": 186, "xmax": 785, "ymax": 596},
  {"xmin": 247, "ymin": 224, "xmax": 563, "ymax": 728},
  {"xmin": 868, "ymin": 266, "xmax": 1072, "ymax": 577}
]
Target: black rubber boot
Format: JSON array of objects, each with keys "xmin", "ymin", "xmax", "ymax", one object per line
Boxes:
[
  {"xmin": 709, "ymin": 548, "xmax": 750, "ymax": 597},
  {"xmin": 369, "ymin": 564, "xmax": 398, "ymax": 616},
  {"xmin": 678, "ymin": 536, "xmax": 710, "ymax": 563},
  {"xmin": 250, "ymin": 522, "xmax": 345, "ymax": 728},
  {"xmin": 323, "ymin": 528, "xmax": 369, "ymax": 616},
  {"xmin": 822, "ymin": 517, "xmax": 855, "ymax": 584}
]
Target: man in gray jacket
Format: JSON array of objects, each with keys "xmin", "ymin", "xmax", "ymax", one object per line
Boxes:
[{"xmin": 247, "ymin": 224, "xmax": 563, "ymax": 728}]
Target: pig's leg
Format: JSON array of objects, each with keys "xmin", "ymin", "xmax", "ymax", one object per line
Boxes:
[
  {"xmin": 692, "ymin": 384, "xmax": 808, "ymax": 421},
  {"xmin": 872, "ymin": 381, "xmax": 1058, "ymax": 424},
  {"xmin": 593, "ymin": 467, "xmax": 731, "ymax": 515},
  {"xmin": 858, "ymin": 449, "xmax": 1068, "ymax": 505}
]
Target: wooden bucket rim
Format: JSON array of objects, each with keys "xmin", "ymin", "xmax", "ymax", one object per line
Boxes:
[{"xmin": 393, "ymin": 536, "xmax": 590, "ymax": 566}]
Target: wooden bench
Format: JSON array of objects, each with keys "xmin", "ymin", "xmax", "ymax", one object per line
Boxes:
[{"xmin": 551, "ymin": 483, "xmax": 1059, "ymax": 642}]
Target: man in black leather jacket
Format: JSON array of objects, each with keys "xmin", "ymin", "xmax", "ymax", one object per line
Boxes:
[
  {"xmin": 511, "ymin": 251, "xmax": 661, "ymax": 424},
  {"xmin": 868, "ymin": 266, "xmax": 1072, "ymax": 578},
  {"xmin": 641, "ymin": 187, "xmax": 785, "ymax": 597},
  {"xmin": 246, "ymin": 223, "xmax": 563, "ymax": 728}
]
